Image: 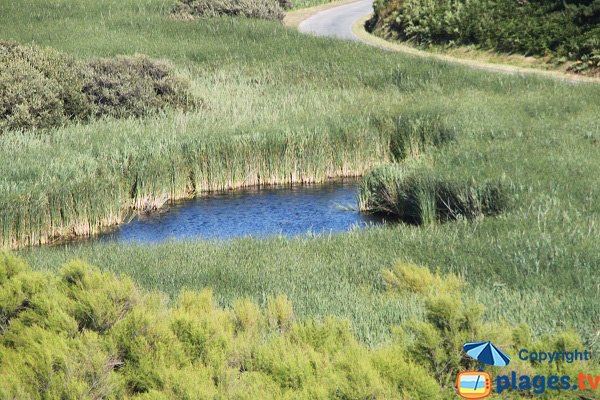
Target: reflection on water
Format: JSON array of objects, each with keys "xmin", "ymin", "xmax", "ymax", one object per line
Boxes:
[{"xmin": 98, "ymin": 180, "xmax": 383, "ymax": 244}]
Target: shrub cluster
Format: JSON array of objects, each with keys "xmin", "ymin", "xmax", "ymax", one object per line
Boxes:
[
  {"xmin": 0, "ymin": 254, "xmax": 441, "ymax": 399},
  {"xmin": 0, "ymin": 42, "xmax": 92, "ymax": 132},
  {"xmin": 84, "ymin": 55, "xmax": 195, "ymax": 119},
  {"xmin": 368, "ymin": 0, "xmax": 600, "ymax": 68},
  {"xmin": 383, "ymin": 261, "xmax": 600, "ymax": 396},
  {"xmin": 0, "ymin": 42, "xmax": 195, "ymax": 133},
  {"xmin": 359, "ymin": 164, "xmax": 508, "ymax": 224},
  {"xmin": 172, "ymin": 0, "xmax": 286, "ymax": 21},
  {"xmin": 1, "ymin": 254, "xmax": 596, "ymax": 398}
]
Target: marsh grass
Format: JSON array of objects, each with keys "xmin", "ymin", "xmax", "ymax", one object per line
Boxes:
[
  {"xmin": 0, "ymin": 115, "xmax": 392, "ymax": 247},
  {"xmin": 358, "ymin": 163, "xmax": 508, "ymax": 224},
  {"xmin": 1, "ymin": 0, "xmax": 599, "ymax": 353}
]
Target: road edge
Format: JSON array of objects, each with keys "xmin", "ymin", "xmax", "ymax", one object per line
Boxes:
[
  {"xmin": 351, "ymin": 15, "xmax": 600, "ymax": 84},
  {"xmin": 284, "ymin": 0, "xmax": 364, "ymax": 28},
  {"xmin": 287, "ymin": 1, "xmax": 599, "ymax": 84}
]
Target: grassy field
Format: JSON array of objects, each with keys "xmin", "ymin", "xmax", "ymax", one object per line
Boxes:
[{"xmin": 2, "ymin": 0, "xmax": 600, "ymax": 358}]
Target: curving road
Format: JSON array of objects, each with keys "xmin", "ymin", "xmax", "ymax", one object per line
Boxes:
[
  {"xmin": 298, "ymin": 0, "xmax": 372, "ymax": 41},
  {"xmin": 294, "ymin": 0, "xmax": 597, "ymax": 83}
]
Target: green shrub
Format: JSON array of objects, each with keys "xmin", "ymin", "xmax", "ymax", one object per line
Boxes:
[
  {"xmin": 1, "ymin": 254, "xmax": 597, "ymax": 398},
  {"xmin": 359, "ymin": 163, "xmax": 509, "ymax": 224},
  {"xmin": 0, "ymin": 43, "xmax": 196, "ymax": 133},
  {"xmin": 0, "ymin": 42, "xmax": 91, "ymax": 132},
  {"xmin": 172, "ymin": 0, "xmax": 285, "ymax": 21},
  {"xmin": 369, "ymin": 0, "xmax": 600, "ymax": 65},
  {"xmin": 384, "ymin": 261, "xmax": 600, "ymax": 397},
  {"xmin": 83, "ymin": 55, "xmax": 196, "ymax": 119},
  {"xmin": 0, "ymin": 254, "xmax": 445, "ymax": 398},
  {"xmin": 59, "ymin": 260, "xmax": 139, "ymax": 333}
]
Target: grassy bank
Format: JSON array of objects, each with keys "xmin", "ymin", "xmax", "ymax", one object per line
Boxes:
[
  {"xmin": 0, "ymin": 115, "xmax": 390, "ymax": 247},
  {"xmin": 21, "ymin": 215, "xmax": 600, "ymax": 352},
  {"xmin": 2, "ymin": 0, "xmax": 600, "ymax": 362}
]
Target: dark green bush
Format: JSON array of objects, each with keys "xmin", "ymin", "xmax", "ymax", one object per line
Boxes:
[
  {"xmin": 172, "ymin": 0, "xmax": 285, "ymax": 21},
  {"xmin": 0, "ymin": 42, "xmax": 92, "ymax": 132},
  {"xmin": 359, "ymin": 164, "xmax": 509, "ymax": 224},
  {"xmin": 369, "ymin": 0, "xmax": 600, "ymax": 66},
  {"xmin": 277, "ymin": 0, "xmax": 293, "ymax": 10},
  {"xmin": 0, "ymin": 42, "xmax": 196, "ymax": 133},
  {"xmin": 83, "ymin": 55, "xmax": 196, "ymax": 119}
]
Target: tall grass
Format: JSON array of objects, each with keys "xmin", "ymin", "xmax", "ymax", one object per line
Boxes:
[
  {"xmin": 1, "ymin": 0, "xmax": 600, "ymax": 354},
  {"xmin": 358, "ymin": 164, "xmax": 509, "ymax": 224},
  {"xmin": 0, "ymin": 116, "xmax": 393, "ymax": 247}
]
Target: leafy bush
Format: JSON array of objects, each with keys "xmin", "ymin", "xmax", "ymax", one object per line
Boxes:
[
  {"xmin": 359, "ymin": 163, "xmax": 509, "ymax": 224},
  {"xmin": 0, "ymin": 42, "xmax": 92, "ymax": 132},
  {"xmin": 0, "ymin": 43, "xmax": 196, "ymax": 133},
  {"xmin": 83, "ymin": 55, "xmax": 196, "ymax": 119},
  {"xmin": 384, "ymin": 261, "xmax": 600, "ymax": 397},
  {"xmin": 0, "ymin": 253, "xmax": 442, "ymax": 399},
  {"xmin": 368, "ymin": 0, "xmax": 600, "ymax": 67},
  {"xmin": 0, "ymin": 254, "xmax": 597, "ymax": 398},
  {"xmin": 172, "ymin": 0, "xmax": 285, "ymax": 21}
]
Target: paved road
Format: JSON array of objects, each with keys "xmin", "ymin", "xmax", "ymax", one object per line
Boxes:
[
  {"xmin": 294, "ymin": 0, "xmax": 597, "ymax": 83},
  {"xmin": 298, "ymin": 0, "xmax": 373, "ymax": 41}
]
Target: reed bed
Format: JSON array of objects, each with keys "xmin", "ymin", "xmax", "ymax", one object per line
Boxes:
[
  {"xmin": 359, "ymin": 164, "xmax": 508, "ymax": 224},
  {"xmin": 0, "ymin": 116, "xmax": 392, "ymax": 248}
]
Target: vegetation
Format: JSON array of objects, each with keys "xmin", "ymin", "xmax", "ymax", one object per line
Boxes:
[
  {"xmin": 84, "ymin": 55, "xmax": 196, "ymax": 119},
  {"xmin": 368, "ymin": 0, "xmax": 600, "ymax": 73},
  {"xmin": 359, "ymin": 163, "xmax": 508, "ymax": 224},
  {"xmin": 0, "ymin": 1, "xmax": 599, "ymax": 397},
  {"xmin": 172, "ymin": 0, "xmax": 286, "ymax": 20},
  {"xmin": 2, "ymin": 254, "xmax": 597, "ymax": 398},
  {"xmin": 382, "ymin": 261, "xmax": 600, "ymax": 396},
  {"xmin": 0, "ymin": 42, "xmax": 91, "ymax": 131},
  {"xmin": 289, "ymin": 0, "xmax": 334, "ymax": 10},
  {"xmin": 0, "ymin": 42, "xmax": 194, "ymax": 132}
]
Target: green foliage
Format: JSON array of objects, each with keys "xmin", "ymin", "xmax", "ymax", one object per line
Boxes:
[
  {"xmin": 0, "ymin": 42, "xmax": 195, "ymax": 133},
  {"xmin": 369, "ymin": 0, "xmax": 600, "ymax": 66},
  {"xmin": 172, "ymin": 0, "xmax": 285, "ymax": 20},
  {"xmin": 382, "ymin": 261, "xmax": 461, "ymax": 295},
  {"xmin": 84, "ymin": 55, "xmax": 196, "ymax": 119},
  {"xmin": 359, "ymin": 163, "xmax": 509, "ymax": 224},
  {"xmin": 384, "ymin": 261, "xmax": 600, "ymax": 397},
  {"xmin": 0, "ymin": 0, "xmax": 599, "ymax": 380},
  {"xmin": 60, "ymin": 260, "xmax": 140, "ymax": 333},
  {"xmin": 266, "ymin": 294, "xmax": 294, "ymax": 333},
  {"xmin": 2, "ymin": 255, "xmax": 596, "ymax": 398},
  {"xmin": 376, "ymin": 112, "xmax": 455, "ymax": 161},
  {"xmin": 0, "ymin": 42, "xmax": 91, "ymax": 132},
  {"xmin": 0, "ymin": 254, "xmax": 445, "ymax": 399}
]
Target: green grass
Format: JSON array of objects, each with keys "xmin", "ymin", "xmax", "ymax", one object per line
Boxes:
[
  {"xmin": 2, "ymin": 0, "xmax": 600, "ymax": 354},
  {"xmin": 292, "ymin": 0, "xmax": 335, "ymax": 9}
]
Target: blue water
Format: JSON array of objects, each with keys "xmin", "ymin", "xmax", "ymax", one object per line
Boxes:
[{"xmin": 99, "ymin": 180, "xmax": 382, "ymax": 244}]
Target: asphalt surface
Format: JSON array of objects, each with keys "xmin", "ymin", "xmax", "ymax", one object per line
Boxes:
[{"xmin": 298, "ymin": 0, "xmax": 373, "ymax": 41}]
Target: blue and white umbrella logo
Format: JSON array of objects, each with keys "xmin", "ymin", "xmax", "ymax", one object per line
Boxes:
[{"xmin": 463, "ymin": 341, "xmax": 511, "ymax": 367}]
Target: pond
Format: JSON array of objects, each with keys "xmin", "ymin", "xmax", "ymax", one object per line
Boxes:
[{"xmin": 97, "ymin": 180, "xmax": 384, "ymax": 244}]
